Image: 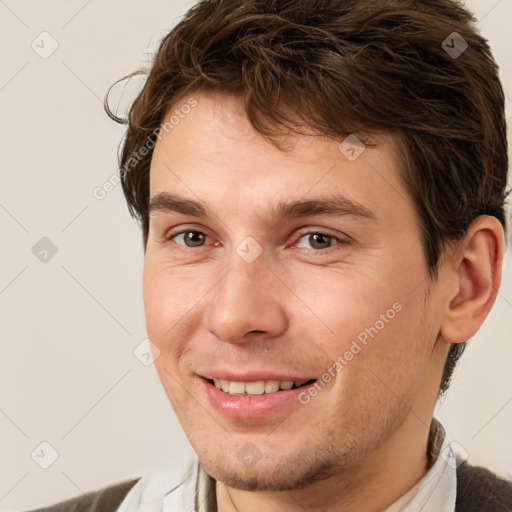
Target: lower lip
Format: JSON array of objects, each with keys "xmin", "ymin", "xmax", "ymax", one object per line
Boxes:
[{"xmin": 199, "ymin": 378, "xmax": 315, "ymax": 420}]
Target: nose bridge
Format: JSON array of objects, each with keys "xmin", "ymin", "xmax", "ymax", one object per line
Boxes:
[{"xmin": 204, "ymin": 245, "xmax": 287, "ymax": 343}]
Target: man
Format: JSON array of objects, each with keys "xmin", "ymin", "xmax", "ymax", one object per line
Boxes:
[{"xmin": 31, "ymin": 0, "xmax": 511, "ymax": 510}]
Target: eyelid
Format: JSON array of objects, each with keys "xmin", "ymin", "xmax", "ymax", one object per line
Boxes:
[{"xmin": 164, "ymin": 223, "xmax": 211, "ymax": 239}]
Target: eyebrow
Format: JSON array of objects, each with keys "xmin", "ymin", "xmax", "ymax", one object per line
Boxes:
[{"xmin": 148, "ymin": 192, "xmax": 376, "ymax": 222}]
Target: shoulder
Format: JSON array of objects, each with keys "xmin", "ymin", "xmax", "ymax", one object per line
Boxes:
[
  {"xmin": 26, "ymin": 478, "xmax": 141, "ymax": 512},
  {"xmin": 456, "ymin": 461, "xmax": 512, "ymax": 512}
]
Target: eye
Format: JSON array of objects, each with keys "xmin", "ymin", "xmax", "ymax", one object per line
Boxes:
[
  {"xmin": 169, "ymin": 230, "xmax": 210, "ymax": 248},
  {"xmin": 164, "ymin": 228, "xmax": 346, "ymax": 253},
  {"xmin": 295, "ymin": 231, "xmax": 343, "ymax": 251}
]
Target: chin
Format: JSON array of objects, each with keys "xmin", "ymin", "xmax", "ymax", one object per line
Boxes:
[{"xmin": 203, "ymin": 453, "xmax": 339, "ymax": 492}]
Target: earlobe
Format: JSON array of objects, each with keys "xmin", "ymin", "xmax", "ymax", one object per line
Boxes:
[{"xmin": 440, "ymin": 216, "xmax": 504, "ymax": 344}]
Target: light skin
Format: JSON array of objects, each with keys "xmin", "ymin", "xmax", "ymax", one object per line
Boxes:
[{"xmin": 142, "ymin": 91, "xmax": 504, "ymax": 511}]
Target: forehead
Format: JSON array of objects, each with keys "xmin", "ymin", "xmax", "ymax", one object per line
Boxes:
[{"xmin": 149, "ymin": 92, "xmax": 408, "ymax": 224}]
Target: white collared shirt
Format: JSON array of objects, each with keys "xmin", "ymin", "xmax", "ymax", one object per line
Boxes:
[
  {"xmin": 382, "ymin": 419, "xmax": 458, "ymax": 512},
  {"xmin": 117, "ymin": 419, "xmax": 459, "ymax": 512}
]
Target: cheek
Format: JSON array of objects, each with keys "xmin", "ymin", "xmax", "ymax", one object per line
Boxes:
[
  {"xmin": 290, "ymin": 272, "xmax": 403, "ymax": 353},
  {"xmin": 334, "ymin": 297, "xmax": 432, "ymax": 415},
  {"xmin": 142, "ymin": 260, "xmax": 199, "ymax": 353},
  {"xmin": 144, "ymin": 263, "xmax": 197, "ymax": 412},
  {"xmin": 297, "ymin": 270, "xmax": 430, "ymax": 386}
]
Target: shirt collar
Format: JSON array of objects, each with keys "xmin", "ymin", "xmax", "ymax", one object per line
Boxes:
[{"xmin": 382, "ymin": 417, "xmax": 457, "ymax": 512}]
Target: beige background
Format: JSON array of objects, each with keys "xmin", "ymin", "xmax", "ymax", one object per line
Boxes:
[{"xmin": 0, "ymin": 0, "xmax": 511, "ymax": 509}]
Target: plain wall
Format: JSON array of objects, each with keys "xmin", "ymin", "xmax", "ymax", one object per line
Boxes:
[{"xmin": 0, "ymin": 0, "xmax": 511, "ymax": 509}]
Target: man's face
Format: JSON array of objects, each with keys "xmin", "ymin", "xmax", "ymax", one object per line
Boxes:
[{"xmin": 143, "ymin": 92, "xmax": 448, "ymax": 491}]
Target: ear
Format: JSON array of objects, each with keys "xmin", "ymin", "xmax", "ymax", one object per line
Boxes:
[{"xmin": 440, "ymin": 215, "xmax": 504, "ymax": 343}]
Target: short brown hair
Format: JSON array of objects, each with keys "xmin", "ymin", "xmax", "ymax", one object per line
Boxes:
[{"xmin": 105, "ymin": 0, "xmax": 509, "ymax": 396}]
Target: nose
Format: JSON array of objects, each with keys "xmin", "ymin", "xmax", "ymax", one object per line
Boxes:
[{"xmin": 203, "ymin": 250, "xmax": 288, "ymax": 344}]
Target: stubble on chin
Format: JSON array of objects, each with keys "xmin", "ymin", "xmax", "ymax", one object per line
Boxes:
[{"xmin": 202, "ymin": 443, "xmax": 352, "ymax": 492}]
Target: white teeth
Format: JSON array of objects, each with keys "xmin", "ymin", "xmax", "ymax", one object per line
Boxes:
[
  {"xmin": 212, "ymin": 379, "xmax": 309, "ymax": 395},
  {"xmin": 228, "ymin": 381, "xmax": 245, "ymax": 394},
  {"xmin": 244, "ymin": 381, "xmax": 265, "ymax": 395},
  {"xmin": 264, "ymin": 380, "xmax": 280, "ymax": 393}
]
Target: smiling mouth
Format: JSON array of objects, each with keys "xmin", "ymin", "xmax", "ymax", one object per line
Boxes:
[{"xmin": 209, "ymin": 378, "xmax": 317, "ymax": 396}]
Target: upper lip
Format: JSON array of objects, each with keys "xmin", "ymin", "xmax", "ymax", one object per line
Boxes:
[{"xmin": 198, "ymin": 370, "xmax": 317, "ymax": 382}]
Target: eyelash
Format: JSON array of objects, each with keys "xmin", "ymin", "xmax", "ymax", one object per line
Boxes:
[{"xmin": 165, "ymin": 228, "xmax": 346, "ymax": 254}]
